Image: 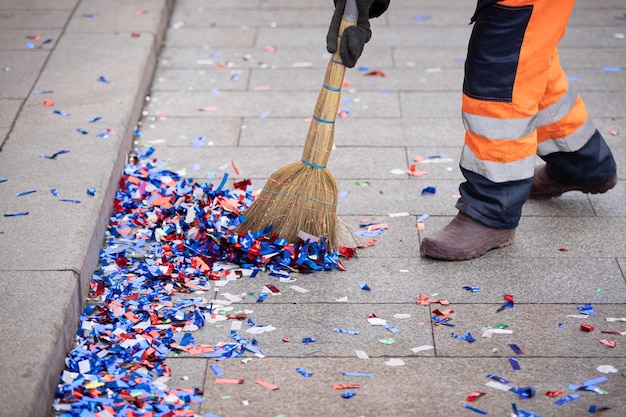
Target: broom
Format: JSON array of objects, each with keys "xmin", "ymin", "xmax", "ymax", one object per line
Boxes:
[{"xmin": 238, "ymin": 0, "xmax": 360, "ymax": 248}]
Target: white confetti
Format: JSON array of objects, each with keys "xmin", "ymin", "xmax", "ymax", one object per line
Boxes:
[
  {"xmin": 355, "ymin": 350, "xmax": 369, "ymax": 359},
  {"xmin": 411, "ymin": 344, "xmax": 434, "ymax": 353},
  {"xmin": 385, "ymin": 358, "xmax": 405, "ymax": 367},
  {"xmin": 597, "ymin": 365, "xmax": 618, "ymax": 374}
]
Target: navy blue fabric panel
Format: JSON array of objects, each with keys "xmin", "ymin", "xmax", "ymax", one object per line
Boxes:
[
  {"xmin": 463, "ymin": 3, "xmax": 533, "ymax": 102},
  {"xmin": 470, "ymin": 0, "xmax": 501, "ymax": 23},
  {"xmin": 456, "ymin": 168, "xmax": 533, "ymax": 229},
  {"xmin": 541, "ymin": 129, "xmax": 617, "ymax": 186}
]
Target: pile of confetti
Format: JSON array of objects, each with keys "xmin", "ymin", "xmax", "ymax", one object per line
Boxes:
[{"xmin": 52, "ymin": 150, "xmax": 351, "ymax": 416}]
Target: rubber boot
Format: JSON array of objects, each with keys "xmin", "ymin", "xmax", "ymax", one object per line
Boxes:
[
  {"xmin": 529, "ymin": 165, "xmax": 617, "ymax": 200},
  {"xmin": 420, "ymin": 212, "xmax": 515, "ymax": 261}
]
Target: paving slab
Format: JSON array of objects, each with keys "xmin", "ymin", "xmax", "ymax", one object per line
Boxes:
[
  {"xmin": 67, "ymin": 0, "xmax": 170, "ymax": 33},
  {"xmin": 0, "ymin": 29, "xmax": 61, "ymax": 51},
  {"xmin": 0, "ymin": 270, "xmax": 80, "ymax": 417},
  {"xmin": 153, "ymin": 68, "xmax": 251, "ymax": 92},
  {"xmin": 165, "ymin": 27, "xmax": 257, "ymax": 48},
  {"xmin": 188, "ymin": 303, "xmax": 434, "ymax": 359},
  {"xmin": 0, "ymin": 51, "xmax": 49, "ymax": 99},
  {"xmin": 0, "ymin": 10, "xmax": 70, "ymax": 29},
  {"xmin": 198, "ymin": 357, "xmax": 626, "ymax": 417},
  {"xmin": 138, "ymin": 116, "xmax": 242, "ymax": 148}
]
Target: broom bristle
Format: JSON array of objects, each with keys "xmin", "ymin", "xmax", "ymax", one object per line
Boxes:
[{"xmin": 240, "ymin": 161, "xmax": 340, "ymax": 247}]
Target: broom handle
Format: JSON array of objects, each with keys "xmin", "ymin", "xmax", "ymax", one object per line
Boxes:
[{"xmin": 301, "ymin": 0, "xmax": 358, "ymax": 169}]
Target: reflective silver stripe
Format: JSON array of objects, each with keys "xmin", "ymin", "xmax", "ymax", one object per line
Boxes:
[
  {"xmin": 463, "ymin": 112, "xmax": 536, "ymax": 141},
  {"xmin": 537, "ymin": 118, "xmax": 596, "ymax": 156},
  {"xmin": 536, "ymin": 88, "xmax": 578, "ymax": 127},
  {"xmin": 460, "ymin": 145, "xmax": 536, "ymax": 183}
]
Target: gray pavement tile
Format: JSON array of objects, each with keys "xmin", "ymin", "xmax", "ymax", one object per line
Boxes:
[
  {"xmin": 566, "ymin": 70, "xmax": 626, "ymax": 92},
  {"xmin": 67, "ymin": 0, "xmax": 169, "ymax": 33},
  {"xmin": 188, "ymin": 303, "xmax": 434, "ymax": 359},
  {"xmin": 207, "ymin": 255, "xmax": 626, "ymax": 305},
  {"xmin": 327, "ymin": 146, "xmax": 409, "ymax": 180},
  {"xmin": 560, "ymin": 47, "xmax": 626, "ymax": 69},
  {"xmin": 241, "ymin": 117, "xmax": 466, "ymax": 148},
  {"xmin": 393, "ymin": 47, "xmax": 469, "ymax": 70},
  {"xmin": 160, "ymin": 45, "xmax": 394, "ymax": 70},
  {"xmin": 172, "ymin": 9, "xmax": 334, "ymax": 28},
  {"xmin": 0, "ymin": 29, "xmax": 61, "ymax": 51},
  {"xmin": 153, "ymin": 68, "xmax": 250, "ymax": 92},
  {"xmin": 0, "ymin": 99, "xmax": 22, "ymax": 127},
  {"xmin": 0, "ymin": 51, "xmax": 49, "ymax": 99},
  {"xmin": 250, "ymin": 67, "xmax": 464, "ymax": 92},
  {"xmin": 561, "ymin": 27, "xmax": 626, "ymax": 48},
  {"xmin": 0, "ymin": 10, "xmax": 69, "ymax": 29},
  {"xmin": 0, "ymin": 0, "xmax": 77, "ymax": 9},
  {"xmin": 137, "ymin": 116, "xmax": 242, "ymax": 148},
  {"xmin": 150, "ymin": 90, "xmax": 401, "ymax": 119},
  {"xmin": 431, "ymin": 303, "xmax": 626, "ymax": 358},
  {"xmin": 335, "ymin": 178, "xmax": 462, "ymax": 217},
  {"xmin": 589, "ymin": 181, "xmax": 626, "ymax": 217},
  {"xmin": 400, "ymin": 91, "xmax": 461, "ymax": 118},
  {"xmin": 165, "ymin": 28, "xmax": 257, "ymax": 48},
  {"xmin": 175, "ymin": 0, "xmax": 260, "ymax": 11},
  {"xmin": 387, "ymin": 9, "xmax": 472, "ymax": 27},
  {"xmin": 0, "ymin": 270, "xmax": 79, "ymax": 417},
  {"xmin": 341, "ymin": 214, "xmax": 421, "ymax": 259},
  {"xmin": 257, "ymin": 26, "xmax": 474, "ymax": 48},
  {"xmin": 197, "ymin": 357, "xmax": 626, "ymax": 417}
]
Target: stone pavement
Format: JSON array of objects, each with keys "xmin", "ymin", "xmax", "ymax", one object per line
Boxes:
[{"xmin": 1, "ymin": 0, "xmax": 625, "ymax": 416}]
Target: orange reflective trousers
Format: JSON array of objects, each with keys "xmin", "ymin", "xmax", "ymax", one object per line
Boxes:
[{"xmin": 458, "ymin": 0, "xmax": 616, "ymax": 228}]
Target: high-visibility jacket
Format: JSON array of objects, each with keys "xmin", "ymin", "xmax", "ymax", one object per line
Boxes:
[{"xmin": 457, "ymin": 0, "xmax": 616, "ymax": 229}]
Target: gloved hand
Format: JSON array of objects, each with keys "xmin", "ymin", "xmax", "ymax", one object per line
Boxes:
[{"xmin": 326, "ymin": 0, "xmax": 389, "ymax": 68}]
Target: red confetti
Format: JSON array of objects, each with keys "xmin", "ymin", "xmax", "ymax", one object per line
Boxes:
[
  {"xmin": 339, "ymin": 246, "xmax": 356, "ymax": 259},
  {"xmin": 600, "ymin": 339, "xmax": 616, "ymax": 348},
  {"xmin": 43, "ymin": 99, "xmax": 54, "ymax": 107},
  {"xmin": 580, "ymin": 324, "xmax": 595, "ymax": 332},
  {"xmin": 231, "ymin": 159, "xmax": 240, "ymax": 175},
  {"xmin": 416, "ymin": 293, "xmax": 450, "ymax": 306},
  {"xmin": 131, "ymin": 32, "xmax": 141, "ymax": 38},
  {"xmin": 546, "ymin": 390, "xmax": 564, "ymax": 397},
  {"xmin": 432, "ymin": 309, "xmax": 454, "ymax": 316},
  {"xmin": 332, "ymin": 384, "xmax": 362, "ymax": 390},
  {"xmin": 465, "ymin": 391, "xmax": 485, "ymax": 402},
  {"xmin": 558, "ymin": 248, "xmax": 568, "ymax": 252},
  {"xmin": 256, "ymin": 380, "xmax": 278, "ymax": 390},
  {"xmin": 504, "ymin": 294, "xmax": 514, "ymax": 302},
  {"xmin": 282, "ymin": 338, "xmax": 290, "ymax": 343},
  {"xmin": 365, "ymin": 70, "xmax": 386, "ymax": 77},
  {"xmin": 214, "ymin": 378, "xmax": 244, "ymax": 385}
]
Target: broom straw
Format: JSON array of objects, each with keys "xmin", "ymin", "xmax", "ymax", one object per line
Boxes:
[{"xmin": 238, "ymin": 0, "xmax": 359, "ymax": 248}]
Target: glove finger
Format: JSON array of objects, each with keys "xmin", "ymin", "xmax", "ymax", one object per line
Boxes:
[
  {"xmin": 339, "ymin": 26, "xmax": 367, "ymax": 68},
  {"xmin": 326, "ymin": 0, "xmax": 347, "ymax": 53}
]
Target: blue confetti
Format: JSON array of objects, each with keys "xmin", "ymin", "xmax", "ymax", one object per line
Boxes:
[
  {"xmin": 15, "ymin": 189, "xmax": 36, "ymax": 197},
  {"xmin": 461, "ymin": 404, "xmax": 487, "ymax": 415},
  {"xmin": 341, "ymin": 392, "xmax": 357, "ymax": 399},
  {"xmin": 509, "ymin": 357, "xmax": 521, "ymax": 370},
  {"xmin": 4, "ymin": 211, "xmax": 29, "ymax": 217},
  {"xmin": 76, "ymin": 128, "xmax": 88, "ymax": 135},
  {"xmin": 88, "ymin": 116, "xmax": 102, "ymax": 123},
  {"xmin": 60, "ymin": 199, "xmax": 81, "ymax": 204},
  {"xmin": 97, "ymin": 75, "xmax": 110, "ymax": 83},
  {"xmin": 50, "ymin": 189, "xmax": 58, "ymax": 196},
  {"xmin": 295, "ymin": 367, "xmax": 313, "ymax": 377},
  {"xmin": 359, "ymin": 281, "xmax": 370, "ymax": 291},
  {"xmin": 510, "ymin": 386, "xmax": 535, "ymax": 399},
  {"xmin": 52, "ymin": 110, "xmax": 69, "ymax": 116},
  {"xmin": 86, "ymin": 188, "xmax": 96, "ymax": 196},
  {"xmin": 554, "ymin": 393, "xmax": 580, "ymax": 405},
  {"xmin": 333, "ymin": 328, "xmax": 360, "ymax": 335},
  {"xmin": 342, "ymin": 372, "xmax": 372, "ymax": 378},
  {"xmin": 463, "ymin": 286, "xmax": 480, "ymax": 293},
  {"xmin": 577, "ymin": 303, "xmax": 595, "ymax": 316},
  {"xmin": 302, "ymin": 337, "xmax": 316, "ymax": 343},
  {"xmin": 451, "ymin": 332, "xmax": 475, "ymax": 342},
  {"xmin": 210, "ymin": 364, "xmax": 225, "ymax": 377},
  {"xmin": 421, "ymin": 186, "xmax": 436, "ymax": 195},
  {"xmin": 602, "ymin": 66, "xmax": 621, "ymax": 72},
  {"xmin": 432, "ymin": 316, "xmax": 454, "ymax": 327},
  {"xmin": 39, "ymin": 149, "xmax": 70, "ymax": 159}
]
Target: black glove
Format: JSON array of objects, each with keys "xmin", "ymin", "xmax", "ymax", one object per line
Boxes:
[{"xmin": 326, "ymin": 0, "xmax": 389, "ymax": 68}]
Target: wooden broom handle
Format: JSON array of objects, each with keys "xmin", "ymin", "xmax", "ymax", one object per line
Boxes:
[{"xmin": 301, "ymin": 0, "xmax": 358, "ymax": 169}]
